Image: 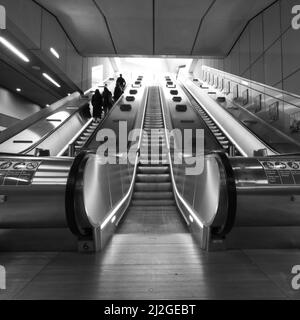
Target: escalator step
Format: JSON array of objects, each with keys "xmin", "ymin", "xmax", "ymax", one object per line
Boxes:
[
  {"xmin": 137, "ymin": 166, "xmax": 170, "ymax": 174},
  {"xmin": 134, "ymin": 182, "xmax": 172, "ymax": 192},
  {"xmin": 136, "ymin": 174, "xmax": 171, "ymax": 182},
  {"xmin": 133, "ymin": 192, "xmax": 173, "ymax": 200},
  {"xmin": 131, "ymin": 199, "xmax": 176, "ymax": 207}
]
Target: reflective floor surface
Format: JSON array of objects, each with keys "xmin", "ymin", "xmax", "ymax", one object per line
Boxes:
[{"xmin": 1, "ymin": 247, "xmax": 300, "ymax": 300}]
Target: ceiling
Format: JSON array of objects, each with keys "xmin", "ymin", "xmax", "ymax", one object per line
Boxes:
[{"xmin": 35, "ymin": 0, "xmax": 275, "ymax": 57}]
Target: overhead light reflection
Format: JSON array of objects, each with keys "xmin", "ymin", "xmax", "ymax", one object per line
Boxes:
[
  {"xmin": 0, "ymin": 36, "xmax": 30, "ymax": 63},
  {"xmin": 43, "ymin": 73, "xmax": 61, "ymax": 88}
]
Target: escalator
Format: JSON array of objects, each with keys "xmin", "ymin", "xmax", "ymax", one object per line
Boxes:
[
  {"xmin": 2, "ymin": 84, "xmax": 300, "ymax": 253},
  {"xmin": 115, "ymin": 86, "xmax": 190, "ymax": 245}
]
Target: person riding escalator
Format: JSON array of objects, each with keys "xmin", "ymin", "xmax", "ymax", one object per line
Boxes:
[
  {"xmin": 116, "ymin": 74, "xmax": 126, "ymax": 91},
  {"xmin": 102, "ymin": 84, "xmax": 113, "ymax": 115},
  {"xmin": 113, "ymin": 84, "xmax": 123, "ymax": 102},
  {"xmin": 91, "ymin": 89, "xmax": 103, "ymax": 122}
]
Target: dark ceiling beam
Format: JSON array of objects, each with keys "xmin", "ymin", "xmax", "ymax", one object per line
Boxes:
[
  {"xmin": 92, "ymin": 0, "xmax": 117, "ymax": 55},
  {"xmin": 190, "ymin": 0, "xmax": 217, "ymax": 55}
]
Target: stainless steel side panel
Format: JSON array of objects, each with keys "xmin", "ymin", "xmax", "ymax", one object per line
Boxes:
[
  {"xmin": 231, "ymin": 157, "xmax": 300, "ymax": 227},
  {"xmin": 0, "ymin": 156, "xmax": 73, "ymax": 228}
]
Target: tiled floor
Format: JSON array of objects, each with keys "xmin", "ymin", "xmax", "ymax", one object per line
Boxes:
[{"xmin": 0, "ymin": 248, "xmax": 299, "ymax": 300}]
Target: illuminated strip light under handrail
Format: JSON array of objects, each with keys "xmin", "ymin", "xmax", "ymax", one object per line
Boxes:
[
  {"xmin": 100, "ymin": 86, "xmax": 149, "ymax": 230},
  {"xmin": 43, "ymin": 73, "xmax": 61, "ymax": 88},
  {"xmin": 158, "ymin": 83, "xmax": 204, "ymax": 229},
  {"xmin": 0, "ymin": 36, "xmax": 30, "ymax": 62}
]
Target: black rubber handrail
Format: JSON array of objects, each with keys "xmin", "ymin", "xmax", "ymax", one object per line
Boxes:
[{"xmin": 213, "ymin": 152, "xmax": 237, "ymax": 237}]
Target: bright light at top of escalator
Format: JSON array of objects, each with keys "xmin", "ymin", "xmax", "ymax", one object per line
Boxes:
[
  {"xmin": 0, "ymin": 36, "xmax": 30, "ymax": 63},
  {"xmin": 43, "ymin": 73, "xmax": 61, "ymax": 88},
  {"xmin": 50, "ymin": 47, "xmax": 60, "ymax": 59}
]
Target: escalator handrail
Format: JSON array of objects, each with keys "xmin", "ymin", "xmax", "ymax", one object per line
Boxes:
[
  {"xmin": 66, "ymin": 85, "xmax": 149, "ymax": 236},
  {"xmin": 99, "ymin": 86, "xmax": 149, "ymax": 231},
  {"xmin": 158, "ymin": 85, "xmax": 205, "ymax": 229},
  {"xmin": 21, "ymin": 99, "xmax": 90, "ymax": 155}
]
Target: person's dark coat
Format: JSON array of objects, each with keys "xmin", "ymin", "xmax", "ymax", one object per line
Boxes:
[
  {"xmin": 113, "ymin": 85, "xmax": 123, "ymax": 102},
  {"xmin": 102, "ymin": 87, "xmax": 113, "ymax": 113},
  {"xmin": 116, "ymin": 76, "xmax": 126, "ymax": 91},
  {"xmin": 91, "ymin": 90, "xmax": 103, "ymax": 118}
]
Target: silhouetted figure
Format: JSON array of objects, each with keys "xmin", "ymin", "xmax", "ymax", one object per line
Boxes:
[
  {"xmin": 102, "ymin": 84, "xmax": 113, "ymax": 114},
  {"xmin": 116, "ymin": 74, "xmax": 126, "ymax": 91},
  {"xmin": 114, "ymin": 84, "xmax": 123, "ymax": 102},
  {"xmin": 91, "ymin": 89, "xmax": 103, "ymax": 121}
]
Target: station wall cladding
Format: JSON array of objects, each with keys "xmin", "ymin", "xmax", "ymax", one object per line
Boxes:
[
  {"xmin": 0, "ymin": 86, "xmax": 41, "ymax": 131},
  {"xmin": 195, "ymin": 0, "xmax": 300, "ymax": 97},
  {"xmin": 0, "ymin": 1, "xmax": 116, "ymax": 98}
]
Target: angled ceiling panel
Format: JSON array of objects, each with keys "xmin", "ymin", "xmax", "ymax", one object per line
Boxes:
[
  {"xmin": 36, "ymin": 0, "xmax": 115, "ymax": 55},
  {"xmin": 34, "ymin": 0, "xmax": 276, "ymax": 57},
  {"xmin": 155, "ymin": 0, "xmax": 213, "ymax": 55},
  {"xmin": 95, "ymin": 0, "xmax": 153, "ymax": 55},
  {"xmin": 192, "ymin": 0, "xmax": 275, "ymax": 56}
]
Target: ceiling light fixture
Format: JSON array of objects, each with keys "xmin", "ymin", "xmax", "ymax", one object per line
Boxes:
[
  {"xmin": 43, "ymin": 73, "xmax": 61, "ymax": 88},
  {"xmin": 50, "ymin": 47, "xmax": 60, "ymax": 59},
  {"xmin": 16, "ymin": 88, "xmax": 21, "ymax": 92},
  {"xmin": 0, "ymin": 36, "xmax": 30, "ymax": 63}
]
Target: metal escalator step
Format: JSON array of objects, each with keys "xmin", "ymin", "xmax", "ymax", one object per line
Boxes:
[
  {"xmin": 137, "ymin": 166, "xmax": 169, "ymax": 174},
  {"xmin": 131, "ymin": 199, "xmax": 176, "ymax": 207},
  {"xmin": 75, "ymin": 141, "xmax": 85, "ymax": 146},
  {"xmin": 134, "ymin": 182, "xmax": 172, "ymax": 191},
  {"xmin": 127, "ymin": 206, "xmax": 177, "ymax": 212},
  {"xmin": 141, "ymin": 144, "xmax": 166, "ymax": 147},
  {"xmin": 136, "ymin": 174, "xmax": 171, "ymax": 183},
  {"xmin": 139, "ymin": 160, "xmax": 168, "ymax": 165},
  {"xmin": 82, "ymin": 132, "xmax": 92, "ymax": 137},
  {"xmin": 133, "ymin": 192, "xmax": 173, "ymax": 200},
  {"xmin": 140, "ymin": 154, "xmax": 167, "ymax": 159}
]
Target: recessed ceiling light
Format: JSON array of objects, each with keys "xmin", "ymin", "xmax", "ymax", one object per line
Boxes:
[
  {"xmin": 16, "ymin": 88, "xmax": 21, "ymax": 92},
  {"xmin": 50, "ymin": 47, "xmax": 60, "ymax": 59},
  {"xmin": 42, "ymin": 73, "xmax": 61, "ymax": 88},
  {"xmin": 46, "ymin": 104, "xmax": 50, "ymax": 107},
  {"xmin": 0, "ymin": 36, "xmax": 30, "ymax": 63}
]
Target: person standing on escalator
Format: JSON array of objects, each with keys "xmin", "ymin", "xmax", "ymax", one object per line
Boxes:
[
  {"xmin": 91, "ymin": 89, "xmax": 103, "ymax": 122},
  {"xmin": 113, "ymin": 83, "xmax": 123, "ymax": 102},
  {"xmin": 116, "ymin": 74, "xmax": 126, "ymax": 91},
  {"xmin": 102, "ymin": 84, "xmax": 113, "ymax": 115}
]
